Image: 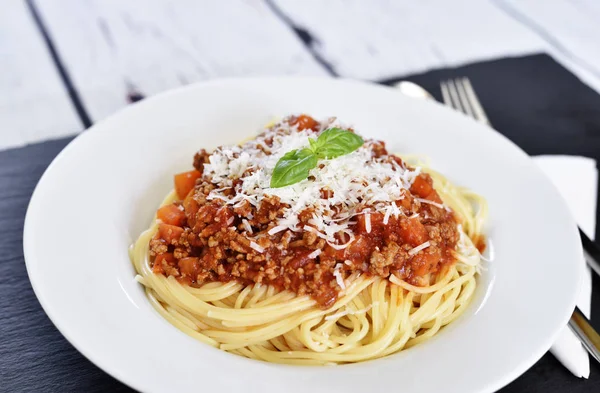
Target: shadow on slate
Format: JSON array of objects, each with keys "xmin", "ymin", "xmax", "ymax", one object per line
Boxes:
[
  {"xmin": 0, "ymin": 137, "xmax": 134, "ymax": 393},
  {"xmin": 381, "ymin": 53, "xmax": 600, "ymax": 392},
  {"xmin": 1, "ymin": 53, "xmax": 600, "ymax": 392}
]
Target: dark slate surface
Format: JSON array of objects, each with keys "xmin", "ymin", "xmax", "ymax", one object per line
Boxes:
[
  {"xmin": 1, "ymin": 54, "xmax": 600, "ymax": 392},
  {"xmin": 0, "ymin": 137, "xmax": 132, "ymax": 393}
]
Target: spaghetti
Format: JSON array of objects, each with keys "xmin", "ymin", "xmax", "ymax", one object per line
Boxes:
[{"xmin": 130, "ymin": 115, "xmax": 487, "ymax": 365}]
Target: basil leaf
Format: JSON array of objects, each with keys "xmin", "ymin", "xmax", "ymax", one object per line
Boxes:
[
  {"xmin": 270, "ymin": 148, "xmax": 318, "ymax": 188},
  {"xmin": 313, "ymin": 128, "xmax": 364, "ymax": 159},
  {"xmin": 308, "ymin": 137, "xmax": 318, "ymax": 152},
  {"xmin": 269, "ymin": 128, "xmax": 364, "ymax": 188}
]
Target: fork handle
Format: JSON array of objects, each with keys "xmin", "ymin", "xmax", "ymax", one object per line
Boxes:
[{"xmin": 569, "ymin": 306, "xmax": 600, "ymax": 363}]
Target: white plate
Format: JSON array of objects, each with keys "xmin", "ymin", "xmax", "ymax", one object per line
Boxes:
[{"xmin": 23, "ymin": 77, "xmax": 583, "ymax": 393}]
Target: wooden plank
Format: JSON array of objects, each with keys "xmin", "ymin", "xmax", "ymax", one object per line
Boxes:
[
  {"xmin": 34, "ymin": 0, "xmax": 329, "ymax": 124},
  {"xmin": 0, "ymin": 0, "xmax": 81, "ymax": 149},
  {"xmin": 492, "ymin": 0, "xmax": 600, "ymax": 92},
  {"xmin": 271, "ymin": 0, "xmax": 546, "ymax": 80}
]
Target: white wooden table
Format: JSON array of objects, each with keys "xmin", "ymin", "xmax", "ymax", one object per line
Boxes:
[{"xmin": 3, "ymin": 0, "xmax": 600, "ymax": 150}]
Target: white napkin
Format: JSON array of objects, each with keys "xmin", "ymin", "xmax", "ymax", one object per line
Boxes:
[{"xmin": 533, "ymin": 155, "xmax": 597, "ymax": 378}]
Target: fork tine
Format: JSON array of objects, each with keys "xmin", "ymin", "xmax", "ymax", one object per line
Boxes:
[
  {"xmin": 460, "ymin": 78, "xmax": 491, "ymax": 126},
  {"xmin": 440, "ymin": 80, "xmax": 452, "ymax": 107},
  {"xmin": 441, "ymin": 80, "xmax": 462, "ymax": 112},
  {"xmin": 446, "ymin": 79, "xmax": 466, "ymax": 115},
  {"xmin": 455, "ymin": 78, "xmax": 476, "ymax": 119}
]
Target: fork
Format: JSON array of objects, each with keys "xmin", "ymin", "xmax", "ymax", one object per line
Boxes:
[
  {"xmin": 440, "ymin": 77, "xmax": 600, "ymax": 363},
  {"xmin": 440, "ymin": 78, "xmax": 491, "ymax": 126}
]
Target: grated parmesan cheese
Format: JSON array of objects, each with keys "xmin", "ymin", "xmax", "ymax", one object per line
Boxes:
[
  {"xmin": 333, "ymin": 263, "xmax": 345, "ymax": 289},
  {"xmin": 383, "ymin": 205, "xmax": 392, "ymax": 225},
  {"xmin": 250, "ymin": 241, "xmax": 264, "ymax": 253},
  {"xmin": 364, "ymin": 209, "xmax": 371, "ymax": 234},
  {"xmin": 242, "ymin": 219, "xmax": 253, "ymax": 234},
  {"xmin": 408, "ymin": 241, "xmax": 431, "ymax": 256},
  {"xmin": 268, "ymin": 225, "xmax": 287, "ymax": 235},
  {"xmin": 325, "ymin": 304, "xmax": 373, "ymax": 321},
  {"xmin": 201, "ymin": 118, "xmax": 422, "ymax": 249},
  {"xmin": 415, "ymin": 197, "xmax": 448, "ymax": 211},
  {"xmin": 307, "ymin": 249, "xmax": 321, "ymax": 259}
]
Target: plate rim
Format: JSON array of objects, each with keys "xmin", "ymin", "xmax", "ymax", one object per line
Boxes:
[{"xmin": 23, "ymin": 76, "xmax": 584, "ymax": 393}]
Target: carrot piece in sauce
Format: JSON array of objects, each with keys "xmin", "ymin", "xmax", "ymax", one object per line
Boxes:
[
  {"xmin": 178, "ymin": 257, "xmax": 201, "ymax": 278},
  {"xmin": 157, "ymin": 204, "xmax": 186, "ymax": 226},
  {"xmin": 398, "ymin": 216, "xmax": 428, "ymax": 246},
  {"xmin": 158, "ymin": 223, "xmax": 184, "ymax": 243},
  {"xmin": 411, "ymin": 174, "xmax": 443, "ymax": 203},
  {"xmin": 174, "ymin": 170, "xmax": 201, "ymax": 199},
  {"xmin": 410, "ymin": 175, "xmax": 433, "ymax": 198},
  {"xmin": 153, "ymin": 253, "xmax": 176, "ymax": 274},
  {"xmin": 291, "ymin": 114, "xmax": 319, "ymax": 131}
]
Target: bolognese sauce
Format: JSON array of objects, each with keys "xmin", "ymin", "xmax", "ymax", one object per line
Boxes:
[{"xmin": 149, "ymin": 115, "xmax": 459, "ymax": 308}]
